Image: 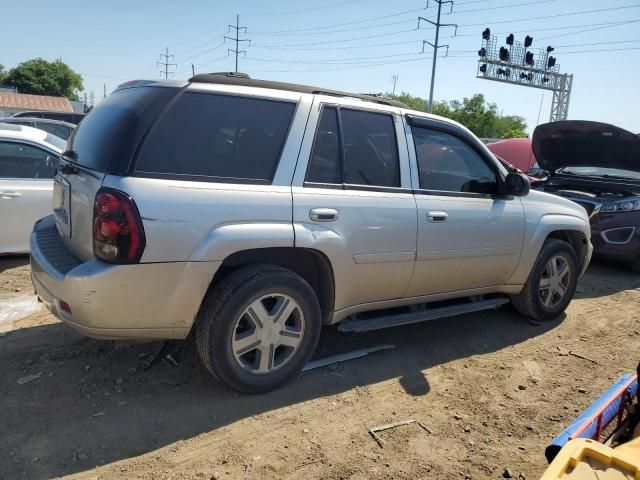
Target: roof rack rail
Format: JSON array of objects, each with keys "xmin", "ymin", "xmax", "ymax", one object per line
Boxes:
[{"xmin": 188, "ymin": 72, "xmax": 408, "ymax": 108}]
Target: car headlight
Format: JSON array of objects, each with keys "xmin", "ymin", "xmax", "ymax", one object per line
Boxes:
[{"xmin": 601, "ymin": 198, "xmax": 640, "ymax": 212}]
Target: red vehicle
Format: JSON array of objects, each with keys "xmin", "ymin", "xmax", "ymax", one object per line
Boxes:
[{"xmin": 486, "ymin": 138, "xmax": 537, "ymax": 173}]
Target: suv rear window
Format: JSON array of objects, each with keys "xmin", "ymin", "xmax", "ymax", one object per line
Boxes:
[
  {"xmin": 135, "ymin": 92, "xmax": 296, "ymax": 183},
  {"xmin": 65, "ymin": 86, "xmax": 176, "ymax": 173}
]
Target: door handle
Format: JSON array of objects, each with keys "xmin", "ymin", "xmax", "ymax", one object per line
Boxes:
[
  {"xmin": 309, "ymin": 208, "xmax": 339, "ymax": 222},
  {"xmin": 427, "ymin": 211, "xmax": 448, "ymax": 223},
  {"xmin": 1, "ymin": 191, "xmax": 22, "ymax": 199}
]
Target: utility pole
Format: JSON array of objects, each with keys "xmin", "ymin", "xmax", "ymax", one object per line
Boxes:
[
  {"xmin": 419, "ymin": 0, "xmax": 458, "ymax": 112},
  {"xmin": 391, "ymin": 74, "xmax": 399, "ymax": 95},
  {"xmin": 191, "ymin": 63, "xmax": 195, "ymax": 76},
  {"xmin": 157, "ymin": 47, "xmax": 177, "ymax": 79},
  {"xmin": 103, "ymin": 84, "xmax": 107, "ymax": 99},
  {"xmin": 225, "ymin": 14, "xmax": 251, "ymax": 72}
]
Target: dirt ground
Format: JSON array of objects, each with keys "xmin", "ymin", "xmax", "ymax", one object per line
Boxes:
[{"xmin": 1, "ymin": 256, "xmax": 639, "ymax": 480}]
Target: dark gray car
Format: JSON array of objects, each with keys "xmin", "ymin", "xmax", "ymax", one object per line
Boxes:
[{"xmin": 0, "ymin": 117, "xmax": 75, "ymax": 140}]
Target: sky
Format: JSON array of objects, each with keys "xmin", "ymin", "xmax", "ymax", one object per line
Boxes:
[{"xmin": 2, "ymin": 0, "xmax": 639, "ymax": 134}]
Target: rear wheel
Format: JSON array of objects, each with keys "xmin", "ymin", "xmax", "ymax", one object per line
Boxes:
[
  {"xmin": 196, "ymin": 265, "xmax": 321, "ymax": 394},
  {"xmin": 511, "ymin": 239, "xmax": 578, "ymax": 322}
]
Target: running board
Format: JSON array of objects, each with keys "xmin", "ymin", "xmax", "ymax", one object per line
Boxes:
[{"xmin": 337, "ymin": 298, "xmax": 510, "ymax": 333}]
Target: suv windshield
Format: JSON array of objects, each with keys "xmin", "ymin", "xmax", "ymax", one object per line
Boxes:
[{"xmin": 560, "ymin": 166, "xmax": 640, "ymax": 180}]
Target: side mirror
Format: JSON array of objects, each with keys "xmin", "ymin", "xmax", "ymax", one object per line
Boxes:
[{"xmin": 504, "ymin": 172, "xmax": 530, "ymax": 197}]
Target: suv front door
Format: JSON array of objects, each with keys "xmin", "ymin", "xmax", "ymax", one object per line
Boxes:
[
  {"xmin": 404, "ymin": 117, "xmax": 525, "ymax": 296},
  {"xmin": 292, "ymin": 99, "xmax": 417, "ymax": 314}
]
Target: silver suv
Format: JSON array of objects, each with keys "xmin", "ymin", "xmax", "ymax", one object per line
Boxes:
[{"xmin": 30, "ymin": 73, "xmax": 592, "ymax": 393}]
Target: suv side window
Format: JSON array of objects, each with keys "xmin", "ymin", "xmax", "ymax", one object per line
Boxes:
[
  {"xmin": 412, "ymin": 127, "xmax": 498, "ymax": 194},
  {"xmin": 306, "ymin": 107, "xmax": 400, "ymax": 188},
  {"xmin": 0, "ymin": 142, "xmax": 57, "ymax": 179},
  {"xmin": 136, "ymin": 92, "xmax": 296, "ymax": 183},
  {"xmin": 35, "ymin": 122, "xmax": 71, "ymax": 140}
]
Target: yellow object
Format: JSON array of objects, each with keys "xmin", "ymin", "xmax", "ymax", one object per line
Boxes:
[{"xmin": 540, "ymin": 438, "xmax": 640, "ymax": 480}]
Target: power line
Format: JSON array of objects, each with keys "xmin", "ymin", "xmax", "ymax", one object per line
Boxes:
[
  {"xmin": 250, "ymin": 18, "xmax": 415, "ymax": 36},
  {"xmin": 157, "ymin": 47, "xmax": 177, "ymax": 79},
  {"xmin": 225, "ymin": 14, "xmax": 251, "ymax": 72},
  {"xmin": 173, "ymin": 30, "xmax": 227, "ymax": 59},
  {"xmin": 537, "ymin": 19, "xmax": 640, "ymax": 40},
  {"xmin": 452, "ymin": 19, "xmax": 640, "ymax": 37},
  {"xmin": 245, "ymin": 0, "xmax": 364, "ymax": 17},
  {"xmin": 251, "ymin": 39, "xmax": 420, "ymax": 51},
  {"xmin": 255, "ymin": 28, "xmax": 416, "ymax": 48},
  {"xmin": 249, "ymin": 7, "xmax": 427, "ymax": 34},
  {"xmin": 454, "ymin": 4, "xmax": 640, "ymax": 28}
]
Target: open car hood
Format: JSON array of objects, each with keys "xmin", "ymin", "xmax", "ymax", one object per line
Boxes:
[{"xmin": 532, "ymin": 120, "xmax": 640, "ymax": 173}]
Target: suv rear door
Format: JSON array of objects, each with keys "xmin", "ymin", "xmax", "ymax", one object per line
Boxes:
[
  {"xmin": 404, "ymin": 116, "xmax": 525, "ymax": 295},
  {"xmin": 292, "ymin": 97, "xmax": 417, "ymax": 313}
]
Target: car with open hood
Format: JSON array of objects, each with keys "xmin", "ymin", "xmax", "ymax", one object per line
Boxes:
[{"xmin": 533, "ymin": 120, "xmax": 640, "ymax": 272}]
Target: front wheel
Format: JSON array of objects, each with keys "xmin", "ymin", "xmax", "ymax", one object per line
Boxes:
[
  {"xmin": 511, "ymin": 239, "xmax": 578, "ymax": 322},
  {"xmin": 196, "ymin": 265, "xmax": 322, "ymax": 394}
]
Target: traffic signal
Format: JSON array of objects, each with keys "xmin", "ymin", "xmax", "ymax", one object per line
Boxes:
[
  {"xmin": 542, "ymin": 76, "xmax": 550, "ymax": 83},
  {"xmin": 478, "ymin": 47, "xmax": 486, "ymax": 57},
  {"xmin": 482, "ymin": 28, "xmax": 490, "ymax": 40},
  {"xmin": 525, "ymin": 51, "xmax": 534, "ymax": 66},
  {"xmin": 497, "ymin": 68, "xmax": 511, "ymax": 77},
  {"xmin": 499, "ymin": 47, "xmax": 510, "ymax": 62},
  {"xmin": 547, "ymin": 46, "xmax": 554, "ymax": 53},
  {"xmin": 547, "ymin": 56, "xmax": 556, "ymax": 68},
  {"xmin": 506, "ymin": 34, "xmax": 514, "ymax": 46},
  {"xmin": 520, "ymin": 72, "xmax": 533, "ymax": 81},
  {"xmin": 524, "ymin": 36, "xmax": 533, "ymax": 48},
  {"xmin": 479, "ymin": 63, "xmax": 487, "ymax": 73}
]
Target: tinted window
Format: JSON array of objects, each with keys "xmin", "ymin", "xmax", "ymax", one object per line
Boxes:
[
  {"xmin": 66, "ymin": 86, "xmax": 175, "ymax": 172},
  {"xmin": 412, "ymin": 127, "xmax": 497, "ymax": 194},
  {"xmin": 306, "ymin": 107, "xmax": 341, "ymax": 184},
  {"xmin": 35, "ymin": 122, "xmax": 72, "ymax": 140},
  {"xmin": 136, "ymin": 92, "xmax": 296, "ymax": 183},
  {"xmin": 0, "ymin": 142, "xmax": 58, "ymax": 179},
  {"xmin": 306, "ymin": 107, "xmax": 400, "ymax": 188}
]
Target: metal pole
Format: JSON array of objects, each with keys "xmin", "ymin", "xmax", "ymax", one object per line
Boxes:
[
  {"xmin": 428, "ymin": 2, "xmax": 443, "ymax": 113},
  {"xmin": 191, "ymin": 63, "xmax": 195, "ymax": 76},
  {"xmin": 235, "ymin": 14, "xmax": 240, "ymax": 72}
]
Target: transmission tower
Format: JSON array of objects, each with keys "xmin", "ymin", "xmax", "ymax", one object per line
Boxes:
[
  {"xmin": 419, "ymin": 0, "xmax": 458, "ymax": 113},
  {"xmin": 225, "ymin": 14, "xmax": 251, "ymax": 72},
  {"xmin": 157, "ymin": 47, "xmax": 177, "ymax": 79},
  {"xmin": 391, "ymin": 74, "xmax": 399, "ymax": 95}
]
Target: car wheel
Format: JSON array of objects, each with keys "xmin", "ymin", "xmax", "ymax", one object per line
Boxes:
[
  {"xmin": 510, "ymin": 239, "xmax": 578, "ymax": 322},
  {"xmin": 196, "ymin": 265, "xmax": 321, "ymax": 394}
]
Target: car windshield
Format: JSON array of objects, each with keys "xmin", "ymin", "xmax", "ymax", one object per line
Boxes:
[
  {"xmin": 43, "ymin": 132, "xmax": 66, "ymax": 152},
  {"xmin": 559, "ymin": 166, "xmax": 640, "ymax": 180}
]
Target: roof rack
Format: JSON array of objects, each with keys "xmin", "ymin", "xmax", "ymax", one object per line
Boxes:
[{"xmin": 188, "ymin": 72, "xmax": 409, "ymax": 109}]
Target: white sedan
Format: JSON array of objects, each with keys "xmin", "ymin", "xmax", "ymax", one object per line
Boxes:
[{"xmin": 0, "ymin": 123, "xmax": 65, "ymax": 254}]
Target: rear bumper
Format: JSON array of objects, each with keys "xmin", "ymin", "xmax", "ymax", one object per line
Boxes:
[{"xmin": 30, "ymin": 216, "xmax": 219, "ymax": 340}]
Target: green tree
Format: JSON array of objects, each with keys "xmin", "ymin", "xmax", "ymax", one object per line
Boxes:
[
  {"xmin": 388, "ymin": 92, "xmax": 527, "ymax": 139},
  {"xmin": 0, "ymin": 64, "xmax": 6, "ymax": 84},
  {"xmin": 3, "ymin": 58, "xmax": 83, "ymax": 100}
]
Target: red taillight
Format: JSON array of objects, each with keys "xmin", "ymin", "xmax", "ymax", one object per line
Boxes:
[{"xmin": 93, "ymin": 188, "xmax": 145, "ymax": 264}]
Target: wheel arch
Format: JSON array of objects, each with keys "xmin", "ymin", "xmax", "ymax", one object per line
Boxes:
[
  {"xmin": 205, "ymin": 247, "xmax": 335, "ymax": 325},
  {"xmin": 508, "ymin": 214, "xmax": 591, "ymax": 285}
]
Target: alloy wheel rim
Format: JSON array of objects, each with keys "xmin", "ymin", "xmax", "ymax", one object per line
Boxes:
[
  {"xmin": 539, "ymin": 254, "xmax": 571, "ymax": 308},
  {"xmin": 231, "ymin": 294, "xmax": 304, "ymax": 374}
]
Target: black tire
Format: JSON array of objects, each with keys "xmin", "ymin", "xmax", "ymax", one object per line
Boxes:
[
  {"xmin": 196, "ymin": 264, "xmax": 321, "ymax": 394},
  {"xmin": 510, "ymin": 239, "xmax": 578, "ymax": 322}
]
